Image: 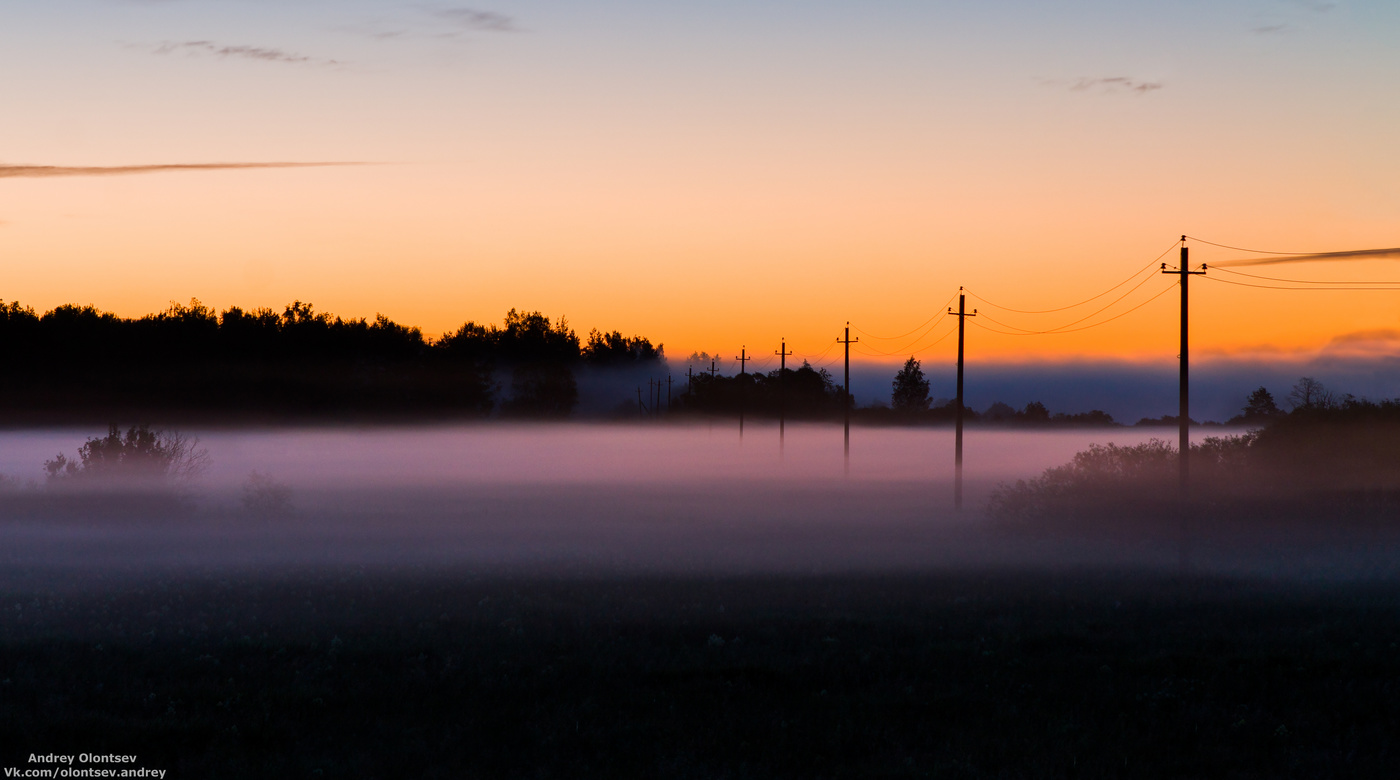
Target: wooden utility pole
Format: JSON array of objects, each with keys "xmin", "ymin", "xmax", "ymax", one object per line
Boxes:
[
  {"xmin": 735, "ymin": 347, "xmax": 751, "ymax": 439},
  {"xmin": 776, "ymin": 338, "xmax": 793, "ymax": 456},
  {"xmin": 947, "ymin": 290, "xmax": 976, "ymax": 509},
  {"xmin": 637, "ymin": 386, "xmax": 645, "ymax": 417},
  {"xmin": 1162, "ymin": 236, "xmax": 1206, "ymax": 567},
  {"xmin": 837, "ymin": 325, "xmax": 859, "ymax": 475}
]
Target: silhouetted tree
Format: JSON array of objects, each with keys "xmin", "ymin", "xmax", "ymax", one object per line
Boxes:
[
  {"xmin": 891, "ymin": 357, "xmax": 931, "ymax": 413},
  {"xmin": 1051, "ymin": 410, "xmax": 1117, "ymax": 426},
  {"xmin": 1288, "ymin": 377, "xmax": 1333, "ymax": 411},
  {"xmin": 982, "ymin": 402, "xmax": 1016, "ymax": 422},
  {"xmin": 1228, "ymin": 386, "xmax": 1283, "ymax": 425},
  {"xmin": 1018, "ymin": 401, "xmax": 1051, "ymax": 424},
  {"xmin": 583, "ymin": 329, "xmax": 663, "ymax": 365}
]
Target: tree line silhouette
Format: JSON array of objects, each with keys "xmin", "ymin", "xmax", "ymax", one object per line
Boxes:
[{"xmin": 0, "ymin": 300, "xmax": 661, "ymax": 422}]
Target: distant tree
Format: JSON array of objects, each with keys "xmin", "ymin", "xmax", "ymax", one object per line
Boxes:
[
  {"xmin": 891, "ymin": 357, "xmax": 931, "ymax": 412},
  {"xmin": 1051, "ymin": 410, "xmax": 1117, "ymax": 427},
  {"xmin": 1018, "ymin": 401, "xmax": 1051, "ymax": 424},
  {"xmin": 497, "ymin": 309, "xmax": 580, "ymax": 364},
  {"xmin": 1229, "ymin": 386, "xmax": 1283, "ymax": 425},
  {"xmin": 982, "ymin": 401, "xmax": 1016, "ymax": 422},
  {"xmin": 583, "ymin": 329, "xmax": 663, "ymax": 365},
  {"xmin": 1288, "ymin": 377, "xmax": 1333, "ymax": 411}
]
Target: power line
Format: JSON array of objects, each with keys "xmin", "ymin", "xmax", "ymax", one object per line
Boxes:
[
  {"xmin": 907, "ymin": 322, "xmax": 962, "ymax": 355},
  {"xmin": 850, "ymin": 317, "xmax": 948, "ymax": 355},
  {"xmin": 973, "ymin": 271, "xmax": 1163, "ymax": 335},
  {"xmin": 851, "ymin": 291, "xmax": 959, "ymax": 340},
  {"xmin": 963, "ymin": 242, "xmax": 1176, "ymax": 315},
  {"xmin": 1213, "ymin": 266, "xmax": 1400, "ymax": 287},
  {"xmin": 793, "ymin": 339, "xmax": 839, "ymax": 364},
  {"xmin": 854, "ymin": 318, "xmax": 962, "ymax": 357},
  {"xmin": 1201, "ymin": 275, "xmax": 1400, "ymax": 292},
  {"xmin": 968, "ymin": 281, "xmax": 1177, "ymax": 336},
  {"xmin": 1183, "ymin": 236, "xmax": 1316, "ymax": 255}
]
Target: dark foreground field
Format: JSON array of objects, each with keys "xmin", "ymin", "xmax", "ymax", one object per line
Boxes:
[{"xmin": 3, "ymin": 570, "xmax": 1399, "ymax": 778}]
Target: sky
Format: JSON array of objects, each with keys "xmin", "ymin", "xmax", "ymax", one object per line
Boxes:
[{"xmin": 3, "ymin": 0, "xmax": 1399, "ymax": 376}]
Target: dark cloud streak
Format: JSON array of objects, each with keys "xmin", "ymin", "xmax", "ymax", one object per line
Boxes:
[
  {"xmin": 428, "ymin": 6, "xmax": 518, "ymax": 32},
  {"xmin": 1214, "ymin": 248, "xmax": 1400, "ymax": 268},
  {"xmin": 1069, "ymin": 77, "xmax": 1163, "ymax": 94},
  {"xmin": 152, "ymin": 41, "xmax": 339, "ymax": 66},
  {"xmin": 0, "ymin": 163, "xmax": 364, "ymax": 179}
]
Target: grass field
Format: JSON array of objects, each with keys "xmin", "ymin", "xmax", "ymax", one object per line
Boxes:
[{"xmin": 3, "ymin": 569, "xmax": 1398, "ymax": 778}]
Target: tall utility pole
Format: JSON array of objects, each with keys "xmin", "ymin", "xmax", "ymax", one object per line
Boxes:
[
  {"xmin": 708, "ymin": 359, "xmax": 718, "ymax": 379},
  {"xmin": 735, "ymin": 347, "xmax": 751, "ymax": 439},
  {"xmin": 947, "ymin": 290, "xmax": 976, "ymax": 510},
  {"xmin": 775, "ymin": 338, "xmax": 793, "ymax": 456},
  {"xmin": 837, "ymin": 324, "xmax": 859, "ymax": 475},
  {"xmin": 1162, "ymin": 237, "xmax": 1206, "ymax": 566}
]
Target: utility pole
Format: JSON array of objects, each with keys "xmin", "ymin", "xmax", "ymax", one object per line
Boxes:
[
  {"xmin": 947, "ymin": 290, "xmax": 976, "ymax": 510},
  {"xmin": 648, "ymin": 378, "xmax": 655, "ymax": 419},
  {"xmin": 776, "ymin": 338, "xmax": 793, "ymax": 456},
  {"xmin": 1163, "ymin": 236, "xmax": 1206, "ymax": 567},
  {"xmin": 667, "ymin": 375, "xmax": 672, "ymax": 412},
  {"xmin": 837, "ymin": 325, "xmax": 859, "ymax": 475},
  {"xmin": 706, "ymin": 360, "xmax": 718, "ymax": 435},
  {"xmin": 735, "ymin": 347, "xmax": 751, "ymax": 439},
  {"xmin": 637, "ymin": 386, "xmax": 645, "ymax": 417}
]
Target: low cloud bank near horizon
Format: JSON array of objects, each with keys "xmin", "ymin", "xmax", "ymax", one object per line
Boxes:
[
  {"xmin": 0, "ymin": 162, "xmax": 365, "ymax": 179},
  {"xmin": 836, "ymin": 352, "xmax": 1400, "ymax": 424}
]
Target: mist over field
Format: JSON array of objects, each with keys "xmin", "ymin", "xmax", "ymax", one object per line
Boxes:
[{"xmin": 4, "ymin": 423, "xmax": 1396, "ymax": 585}]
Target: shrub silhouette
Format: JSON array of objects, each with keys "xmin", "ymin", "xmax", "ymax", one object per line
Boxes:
[
  {"xmin": 242, "ymin": 471, "xmax": 294, "ymax": 517},
  {"xmin": 45, "ymin": 425, "xmax": 209, "ymax": 488},
  {"xmin": 986, "ymin": 436, "xmax": 1256, "ymax": 531}
]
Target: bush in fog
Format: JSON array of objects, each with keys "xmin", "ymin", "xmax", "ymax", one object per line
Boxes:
[
  {"xmin": 44, "ymin": 425, "xmax": 210, "ymax": 488},
  {"xmin": 242, "ymin": 471, "xmax": 294, "ymax": 517},
  {"xmin": 987, "ymin": 436, "xmax": 1254, "ymax": 530}
]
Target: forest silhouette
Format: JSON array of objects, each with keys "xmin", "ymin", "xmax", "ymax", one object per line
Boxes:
[{"xmin": 0, "ymin": 300, "xmax": 661, "ymax": 422}]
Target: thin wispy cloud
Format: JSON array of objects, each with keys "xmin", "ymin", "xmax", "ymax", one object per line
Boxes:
[
  {"xmin": 338, "ymin": 6, "xmax": 518, "ymax": 43},
  {"xmin": 1042, "ymin": 77, "xmax": 1163, "ymax": 95},
  {"xmin": 1289, "ymin": 0, "xmax": 1337, "ymax": 12},
  {"xmin": 0, "ymin": 163, "xmax": 363, "ymax": 179},
  {"xmin": 429, "ymin": 7, "xmax": 518, "ymax": 32},
  {"xmin": 1254, "ymin": 24, "xmax": 1290, "ymax": 34},
  {"xmin": 151, "ymin": 41, "xmax": 340, "ymax": 66}
]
